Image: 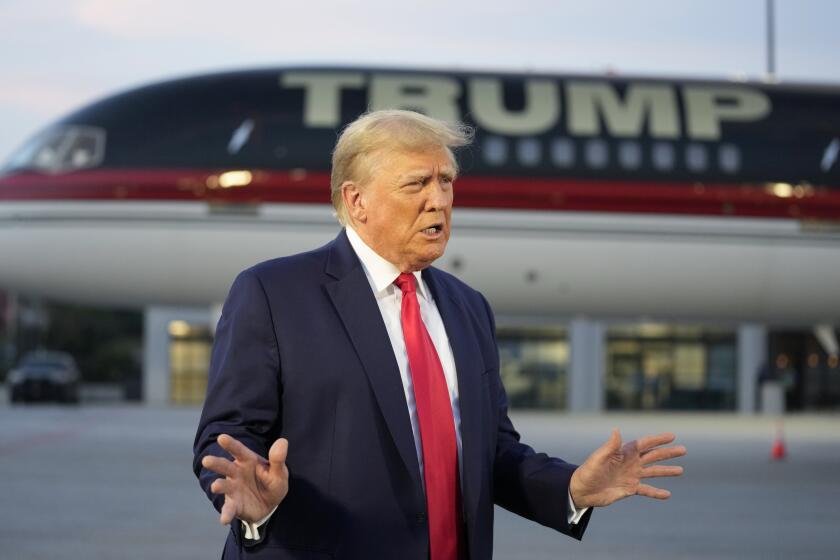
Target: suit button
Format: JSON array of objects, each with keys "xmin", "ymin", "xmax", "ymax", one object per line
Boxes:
[{"xmin": 415, "ymin": 512, "xmax": 427, "ymax": 526}]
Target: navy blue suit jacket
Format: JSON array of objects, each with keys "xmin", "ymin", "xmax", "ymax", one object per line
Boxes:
[{"xmin": 193, "ymin": 230, "xmax": 592, "ymax": 559}]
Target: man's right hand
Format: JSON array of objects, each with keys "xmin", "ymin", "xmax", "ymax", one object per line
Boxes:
[{"xmin": 201, "ymin": 434, "xmax": 290, "ymax": 525}]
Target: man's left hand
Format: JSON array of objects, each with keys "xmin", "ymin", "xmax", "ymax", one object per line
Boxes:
[{"xmin": 569, "ymin": 430, "xmax": 686, "ymax": 509}]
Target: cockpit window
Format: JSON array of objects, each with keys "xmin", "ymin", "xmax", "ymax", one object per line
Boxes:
[{"xmin": 3, "ymin": 126, "xmax": 106, "ymax": 173}]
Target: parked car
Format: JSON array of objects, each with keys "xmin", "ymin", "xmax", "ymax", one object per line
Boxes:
[{"xmin": 8, "ymin": 351, "xmax": 80, "ymax": 404}]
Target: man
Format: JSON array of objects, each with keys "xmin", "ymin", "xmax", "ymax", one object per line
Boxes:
[{"xmin": 193, "ymin": 109, "xmax": 686, "ymax": 559}]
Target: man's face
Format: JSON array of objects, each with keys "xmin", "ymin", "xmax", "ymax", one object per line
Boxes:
[{"xmin": 351, "ymin": 146, "xmax": 456, "ymax": 272}]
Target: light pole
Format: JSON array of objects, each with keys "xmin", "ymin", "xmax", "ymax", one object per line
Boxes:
[{"xmin": 766, "ymin": 0, "xmax": 776, "ymax": 81}]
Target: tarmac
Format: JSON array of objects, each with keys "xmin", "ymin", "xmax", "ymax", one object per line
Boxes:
[{"xmin": 0, "ymin": 401, "xmax": 838, "ymax": 559}]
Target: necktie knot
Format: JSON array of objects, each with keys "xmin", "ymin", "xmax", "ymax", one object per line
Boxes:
[{"xmin": 394, "ymin": 272, "xmax": 416, "ymax": 295}]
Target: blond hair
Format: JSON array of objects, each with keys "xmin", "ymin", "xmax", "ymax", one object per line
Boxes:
[{"xmin": 330, "ymin": 109, "xmax": 473, "ymax": 224}]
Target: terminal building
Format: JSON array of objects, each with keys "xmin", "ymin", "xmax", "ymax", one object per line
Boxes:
[{"xmin": 1, "ymin": 67, "xmax": 838, "ymax": 412}]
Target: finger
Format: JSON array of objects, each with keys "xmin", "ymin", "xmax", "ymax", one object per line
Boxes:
[
  {"xmin": 636, "ymin": 432, "xmax": 676, "ymax": 453},
  {"xmin": 636, "ymin": 484, "xmax": 672, "ymax": 500},
  {"xmin": 641, "ymin": 445, "xmax": 687, "ymax": 465},
  {"xmin": 269, "ymin": 437, "xmax": 289, "ymax": 465},
  {"xmin": 211, "ymin": 477, "xmax": 234, "ymax": 495},
  {"xmin": 217, "ymin": 434, "xmax": 256, "ymax": 462},
  {"xmin": 595, "ymin": 429, "xmax": 622, "ymax": 459},
  {"xmin": 202, "ymin": 455, "xmax": 237, "ymax": 478},
  {"xmin": 220, "ymin": 496, "xmax": 238, "ymax": 525},
  {"xmin": 268, "ymin": 438, "xmax": 289, "ymax": 480},
  {"xmin": 641, "ymin": 465, "xmax": 684, "ymax": 478}
]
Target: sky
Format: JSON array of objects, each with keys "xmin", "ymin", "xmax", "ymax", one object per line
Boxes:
[{"xmin": 1, "ymin": 0, "xmax": 839, "ymax": 161}]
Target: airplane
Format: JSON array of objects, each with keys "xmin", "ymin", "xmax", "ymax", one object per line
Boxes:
[{"xmin": 0, "ymin": 66, "xmax": 838, "ymax": 326}]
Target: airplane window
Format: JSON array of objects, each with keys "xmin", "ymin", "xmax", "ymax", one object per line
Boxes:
[
  {"xmin": 516, "ymin": 138, "xmax": 542, "ymax": 167},
  {"xmin": 4, "ymin": 132, "xmax": 60, "ymax": 171},
  {"xmin": 618, "ymin": 141, "xmax": 642, "ymax": 170},
  {"xmin": 2, "ymin": 126, "xmax": 106, "ymax": 173},
  {"xmin": 71, "ymin": 148, "xmax": 91, "ymax": 167},
  {"xmin": 584, "ymin": 139, "xmax": 609, "ymax": 169},
  {"xmin": 652, "ymin": 142, "xmax": 675, "ymax": 171},
  {"xmin": 483, "ymin": 136, "xmax": 508, "ymax": 166},
  {"xmin": 550, "ymin": 138, "xmax": 575, "ymax": 168},
  {"xmin": 68, "ymin": 133, "xmax": 101, "ymax": 169},
  {"xmin": 227, "ymin": 119, "xmax": 255, "ymax": 155},
  {"xmin": 35, "ymin": 142, "xmax": 61, "ymax": 168},
  {"xmin": 718, "ymin": 144, "xmax": 741, "ymax": 174},
  {"xmin": 685, "ymin": 144, "xmax": 709, "ymax": 172}
]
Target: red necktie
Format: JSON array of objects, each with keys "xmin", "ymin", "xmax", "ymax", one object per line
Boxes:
[{"xmin": 394, "ymin": 273, "xmax": 460, "ymax": 560}]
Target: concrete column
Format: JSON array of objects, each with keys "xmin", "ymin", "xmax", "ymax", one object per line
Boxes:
[
  {"xmin": 568, "ymin": 317, "xmax": 606, "ymax": 412},
  {"xmin": 143, "ymin": 307, "xmax": 171, "ymax": 406},
  {"xmin": 142, "ymin": 306, "xmax": 211, "ymax": 406},
  {"xmin": 737, "ymin": 322, "xmax": 767, "ymax": 415}
]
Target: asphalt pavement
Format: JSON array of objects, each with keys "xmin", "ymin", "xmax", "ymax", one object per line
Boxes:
[{"xmin": 0, "ymin": 402, "xmax": 837, "ymax": 559}]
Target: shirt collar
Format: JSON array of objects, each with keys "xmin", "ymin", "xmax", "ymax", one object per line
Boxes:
[{"xmin": 345, "ymin": 226, "xmax": 429, "ymax": 301}]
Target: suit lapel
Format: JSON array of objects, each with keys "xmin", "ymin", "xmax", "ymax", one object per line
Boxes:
[
  {"xmin": 423, "ymin": 268, "xmax": 484, "ymax": 522},
  {"xmin": 323, "ymin": 231, "xmax": 485, "ymax": 519},
  {"xmin": 324, "ymin": 231, "xmax": 423, "ymax": 492}
]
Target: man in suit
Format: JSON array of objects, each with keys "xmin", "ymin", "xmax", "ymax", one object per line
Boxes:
[{"xmin": 193, "ymin": 109, "xmax": 686, "ymax": 559}]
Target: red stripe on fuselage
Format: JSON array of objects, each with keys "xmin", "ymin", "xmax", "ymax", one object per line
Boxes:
[{"xmin": 1, "ymin": 168, "xmax": 838, "ymax": 220}]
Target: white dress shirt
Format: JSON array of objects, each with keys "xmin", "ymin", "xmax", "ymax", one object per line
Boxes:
[
  {"xmin": 345, "ymin": 225, "xmax": 464, "ymax": 481},
  {"xmin": 241, "ymin": 226, "xmax": 586, "ymax": 540}
]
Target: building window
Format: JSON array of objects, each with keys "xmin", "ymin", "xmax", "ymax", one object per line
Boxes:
[
  {"xmin": 169, "ymin": 321, "xmax": 212, "ymax": 405},
  {"xmin": 497, "ymin": 327, "xmax": 568, "ymax": 409},
  {"xmin": 769, "ymin": 328, "xmax": 840, "ymax": 411},
  {"xmin": 606, "ymin": 323, "xmax": 736, "ymax": 410}
]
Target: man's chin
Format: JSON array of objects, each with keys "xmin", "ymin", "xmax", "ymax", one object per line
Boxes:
[
  {"xmin": 407, "ymin": 244, "xmax": 447, "ymax": 271},
  {"xmin": 424, "ymin": 247, "xmax": 447, "ymax": 266}
]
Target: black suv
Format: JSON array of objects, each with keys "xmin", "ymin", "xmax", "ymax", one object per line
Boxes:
[{"xmin": 8, "ymin": 351, "xmax": 80, "ymax": 404}]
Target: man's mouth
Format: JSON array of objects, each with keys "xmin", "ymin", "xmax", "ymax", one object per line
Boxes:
[{"xmin": 421, "ymin": 224, "xmax": 443, "ymax": 236}]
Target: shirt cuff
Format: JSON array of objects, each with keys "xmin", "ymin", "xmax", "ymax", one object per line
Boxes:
[
  {"xmin": 567, "ymin": 491, "xmax": 589, "ymax": 525},
  {"xmin": 241, "ymin": 505, "xmax": 278, "ymax": 541}
]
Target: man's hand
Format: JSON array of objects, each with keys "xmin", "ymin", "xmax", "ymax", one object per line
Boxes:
[
  {"xmin": 201, "ymin": 434, "xmax": 290, "ymax": 525},
  {"xmin": 569, "ymin": 430, "xmax": 686, "ymax": 509}
]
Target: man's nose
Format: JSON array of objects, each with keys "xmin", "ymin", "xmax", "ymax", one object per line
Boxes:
[{"xmin": 426, "ymin": 178, "xmax": 451, "ymax": 211}]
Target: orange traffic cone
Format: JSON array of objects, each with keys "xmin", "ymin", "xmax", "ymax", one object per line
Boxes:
[{"xmin": 771, "ymin": 423, "xmax": 786, "ymax": 461}]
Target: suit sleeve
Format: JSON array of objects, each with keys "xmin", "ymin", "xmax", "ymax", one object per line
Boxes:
[
  {"xmin": 480, "ymin": 295, "xmax": 593, "ymax": 540},
  {"xmin": 192, "ymin": 268, "xmax": 282, "ymax": 546}
]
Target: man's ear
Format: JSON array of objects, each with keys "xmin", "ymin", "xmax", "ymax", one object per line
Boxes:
[{"xmin": 342, "ymin": 181, "xmax": 367, "ymax": 224}]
